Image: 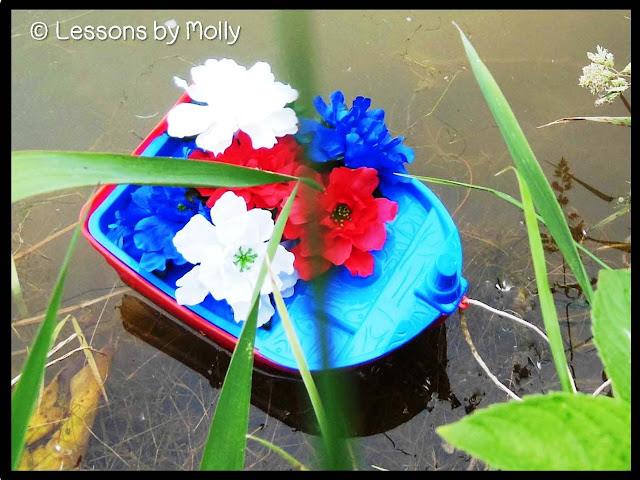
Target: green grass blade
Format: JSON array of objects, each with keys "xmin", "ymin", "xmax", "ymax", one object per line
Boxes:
[
  {"xmin": 274, "ymin": 10, "xmax": 318, "ymax": 114},
  {"xmin": 199, "ymin": 184, "xmax": 299, "ymax": 471},
  {"xmin": 538, "ymin": 116, "xmax": 631, "ymax": 128},
  {"xmin": 11, "ymin": 254, "xmax": 28, "ymax": 317},
  {"xmin": 452, "ymin": 22, "xmax": 594, "ymax": 303},
  {"xmin": 246, "ymin": 434, "xmax": 310, "ymax": 471},
  {"xmin": 11, "ymin": 151, "xmax": 323, "ymax": 204},
  {"xmin": 400, "ymin": 173, "xmax": 612, "ymax": 271},
  {"xmin": 11, "ymin": 219, "xmax": 84, "ymax": 470},
  {"xmin": 267, "ymin": 261, "xmax": 332, "ymax": 449},
  {"xmin": 589, "ymin": 204, "xmax": 631, "ymax": 233},
  {"xmin": 513, "ymin": 168, "xmax": 575, "ymax": 394}
]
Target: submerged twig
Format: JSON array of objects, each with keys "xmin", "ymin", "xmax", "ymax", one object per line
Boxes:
[
  {"xmin": 619, "ymin": 93, "xmax": 631, "ymax": 114},
  {"xmin": 592, "ymin": 379, "xmax": 612, "ymax": 397},
  {"xmin": 403, "ymin": 70, "xmax": 461, "ymax": 134},
  {"xmin": 12, "ymin": 287, "xmax": 131, "ymax": 327},
  {"xmin": 463, "ymin": 298, "xmax": 548, "ymax": 343},
  {"xmin": 458, "ymin": 309, "xmax": 522, "ymax": 401},
  {"xmin": 463, "ymin": 297, "xmax": 577, "ymax": 393},
  {"xmin": 11, "ymin": 345, "xmax": 95, "ymax": 387},
  {"xmin": 13, "ymin": 222, "xmax": 79, "ymax": 261}
]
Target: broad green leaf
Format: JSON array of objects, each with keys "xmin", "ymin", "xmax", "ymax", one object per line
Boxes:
[
  {"xmin": 11, "ymin": 219, "xmax": 84, "ymax": 470},
  {"xmin": 452, "ymin": 22, "xmax": 594, "ymax": 303},
  {"xmin": 199, "ymin": 184, "xmax": 299, "ymax": 471},
  {"xmin": 437, "ymin": 392, "xmax": 631, "ymax": 470},
  {"xmin": 400, "ymin": 173, "xmax": 611, "ymax": 271},
  {"xmin": 538, "ymin": 116, "xmax": 631, "ymax": 128},
  {"xmin": 513, "ymin": 168, "xmax": 575, "ymax": 394},
  {"xmin": 11, "ymin": 151, "xmax": 323, "ymax": 204},
  {"xmin": 591, "ymin": 269, "xmax": 631, "ymax": 403}
]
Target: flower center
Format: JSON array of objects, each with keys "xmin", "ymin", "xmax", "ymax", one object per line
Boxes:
[
  {"xmin": 330, "ymin": 203, "xmax": 352, "ymax": 227},
  {"xmin": 177, "ymin": 203, "xmax": 188, "ymax": 211},
  {"xmin": 233, "ymin": 246, "xmax": 258, "ymax": 272}
]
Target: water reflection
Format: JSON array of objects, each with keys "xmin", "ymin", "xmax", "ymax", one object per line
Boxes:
[{"xmin": 119, "ymin": 293, "xmax": 456, "ymax": 437}]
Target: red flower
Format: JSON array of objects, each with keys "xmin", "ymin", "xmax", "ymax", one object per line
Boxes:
[
  {"xmin": 286, "ymin": 166, "xmax": 397, "ymax": 280},
  {"xmin": 190, "ymin": 131, "xmax": 304, "ymax": 210}
]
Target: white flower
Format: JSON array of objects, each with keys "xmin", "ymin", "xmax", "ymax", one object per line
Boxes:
[
  {"xmin": 587, "ymin": 45, "xmax": 615, "ymax": 68},
  {"xmin": 579, "ymin": 63, "xmax": 613, "ymax": 96},
  {"xmin": 166, "ymin": 58, "xmax": 299, "ymax": 155},
  {"xmin": 172, "ymin": 191, "xmax": 298, "ymax": 327},
  {"xmin": 579, "ymin": 46, "xmax": 630, "ymax": 107}
]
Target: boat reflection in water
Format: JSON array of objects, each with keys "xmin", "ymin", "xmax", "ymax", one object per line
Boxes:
[{"xmin": 120, "ymin": 293, "xmax": 455, "ymax": 437}]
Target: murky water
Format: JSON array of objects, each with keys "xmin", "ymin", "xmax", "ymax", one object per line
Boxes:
[{"xmin": 12, "ymin": 10, "xmax": 630, "ymax": 470}]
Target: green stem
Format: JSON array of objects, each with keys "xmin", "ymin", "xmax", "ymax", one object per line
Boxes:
[{"xmin": 513, "ymin": 169, "xmax": 576, "ymax": 394}]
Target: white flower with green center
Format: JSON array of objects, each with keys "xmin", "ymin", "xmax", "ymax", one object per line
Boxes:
[
  {"xmin": 172, "ymin": 191, "xmax": 298, "ymax": 327},
  {"xmin": 167, "ymin": 58, "xmax": 299, "ymax": 155}
]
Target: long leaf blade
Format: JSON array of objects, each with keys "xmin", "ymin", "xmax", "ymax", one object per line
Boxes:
[
  {"xmin": 11, "ymin": 220, "xmax": 84, "ymax": 470},
  {"xmin": 452, "ymin": 22, "xmax": 594, "ymax": 303},
  {"xmin": 199, "ymin": 184, "xmax": 300, "ymax": 471},
  {"xmin": 11, "ymin": 151, "xmax": 323, "ymax": 204},
  {"xmin": 268, "ymin": 263, "xmax": 333, "ymax": 450},
  {"xmin": 591, "ymin": 269, "xmax": 631, "ymax": 403},
  {"xmin": 11, "ymin": 254, "xmax": 28, "ymax": 317},
  {"xmin": 437, "ymin": 392, "xmax": 631, "ymax": 470},
  {"xmin": 246, "ymin": 434, "xmax": 309, "ymax": 471},
  {"xmin": 538, "ymin": 116, "xmax": 631, "ymax": 128},
  {"xmin": 513, "ymin": 169, "xmax": 575, "ymax": 394}
]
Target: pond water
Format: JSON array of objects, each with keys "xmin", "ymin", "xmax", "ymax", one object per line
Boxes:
[{"xmin": 11, "ymin": 10, "xmax": 630, "ymax": 470}]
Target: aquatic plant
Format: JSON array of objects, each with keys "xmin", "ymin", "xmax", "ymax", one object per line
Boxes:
[
  {"xmin": 432, "ymin": 23, "xmax": 630, "ymax": 471},
  {"xmin": 579, "ymin": 45, "xmax": 630, "ymax": 107},
  {"xmin": 540, "ymin": 45, "xmax": 631, "ymax": 128}
]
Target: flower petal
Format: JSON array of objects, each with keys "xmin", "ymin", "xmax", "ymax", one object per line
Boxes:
[
  {"xmin": 343, "ymin": 248, "xmax": 375, "ymax": 277},
  {"xmin": 133, "ymin": 217, "xmax": 175, "ymax": 252},
  {"xmin": 375, "ymin": 197, "xmax": 399, "ymax": 223},
  {"xmin": 229, "ymin": 294, "xmax": 275, "ymax": 327},
  {"xmin": 245, "ymin": 208, "xmax": 275, "ymax": 244},
  {"xmin": 351, "ymin": 222, "xmax": 387, "ymax": 252},
  {"xmin": 139, "ymin": 251, "xmax": 167, "ymax": 272},
  {"xmin": 195, "ymin": 121, "xmax": 238, "ymax": 155},
  {"xmin": 293, "ymin": 253, "xmax": 331, "ymax": 281},
  {"xmin": 323, "ymin": 236, "xmax": 352, "ymax": 266},
  {"xmin": 239, "ymin": 122, "xmax": 278, "ymax": 150},
  {"xmin": 166, "ymin": 103, "xmax": 215, "ymax": 139},
  {"xmin": 172, "ymin": 214, "xmax": 219, "ymax": 265},
  {"xmin": 210, "ymin": 191, "xmax": 248, "ymax": 227},
  {"xmin": 175, "ymin": 265, "xmax": 210, "ymax": 305},
  {"xmin": 261, "ymin": 108, "xmax": 299, "ymax": 137}
]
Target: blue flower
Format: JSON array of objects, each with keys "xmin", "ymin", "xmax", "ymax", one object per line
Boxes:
[
  {"xmin": 107, "ymin": 186, "xmax": 208, "ymax": 273},
  {"xmin": 299, "ymin": 91, "xmax": 415, "ymax": 187}
]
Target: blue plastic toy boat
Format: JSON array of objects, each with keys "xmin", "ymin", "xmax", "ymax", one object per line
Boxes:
[{"xmin": 82, "ymin": 101, "xmax": 469, "ymax": 374}]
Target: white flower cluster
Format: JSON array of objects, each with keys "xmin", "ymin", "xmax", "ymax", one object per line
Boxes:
[
  {"xmin": 587, "ymin": 45, "xmax": 615, "ymax": 68},
  {"xmin": 167, "ymin": 58, "xmax": 299, "ymax": 155},
  {"xmin": 578, "ymin": 45, "xmax": 630, "ymax": 106}
]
